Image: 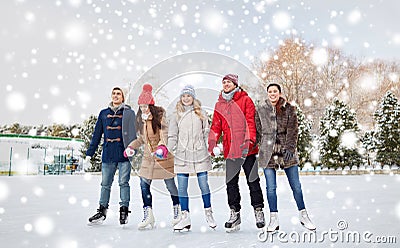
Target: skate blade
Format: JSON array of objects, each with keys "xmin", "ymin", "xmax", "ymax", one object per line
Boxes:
[
  {"xmin": 138, "ymin": 224, "xmax": 156, "ymax": 230},
  {"xmin": 225, "ymin": 225, "xmax": 240, "ymax": 233},
  {"xmin": 174, "ymin": 225, "xmax": 191, "ymax": 232},
  {"xmin": 87, "ymin": 220, "xmax": 104, "ymax": 226},
  {"xmin": 300, "ymin": 222, "xmax": 316, "ymax": 232},
  {"xmin": 266, "ymin": 225, "xmax": 279, "ymax": 233},
  {"xmin": 120, "ymin": 219, "xmax": 129, "ymax": 226},
  {"xmin": 209, "ymin": 225, "xmax": 217, "ymax": 230}
]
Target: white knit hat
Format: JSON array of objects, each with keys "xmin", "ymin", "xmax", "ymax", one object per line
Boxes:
[{"xmin": 180, "ymin": 85, "xmax": 196, "ymax": 99}]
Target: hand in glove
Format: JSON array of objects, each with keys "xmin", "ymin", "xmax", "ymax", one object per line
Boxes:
[
  {"xmin": 123, "ymin": 146, "xmax": 136, "ymax": 158},
  {"xmin": 154, "ymin": 145, "xmax": 168, "ymax": 159},
  {"xmin": 83, "ymin": 156, "xmax": 91, "ymax": 171},
  {"xmin": 283, "ymin": 149, "xmax": 294, "ymax": 162},
  {"xmin": 240, "ymin": 140, "xmax": 253, "ymax": 158}
]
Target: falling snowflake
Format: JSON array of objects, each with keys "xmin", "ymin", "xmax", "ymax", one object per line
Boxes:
[{"xmin": 34, "ymin": 216, "xmax": 54, "ymax": 236}]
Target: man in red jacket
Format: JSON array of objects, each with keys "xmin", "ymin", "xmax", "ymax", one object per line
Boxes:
[{"xmin": 208, "ymin": 74, "xmax": 265, "ymax": 232}]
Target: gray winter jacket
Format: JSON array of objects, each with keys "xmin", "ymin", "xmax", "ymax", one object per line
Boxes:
[{"xmin": 168, "ymin": 107, "xmax": 212, "ymax": 174}]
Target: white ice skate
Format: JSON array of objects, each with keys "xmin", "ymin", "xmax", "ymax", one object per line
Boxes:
[
  {"xmin": 138, "ymin": 206, "xmax": 155, "ymax": 230},
  {"xmin": 299, "ymin": 209, "xmax": 316, "ymax": 231},
  {"xmin": 172, "ymin": 204, "xmax": 181, "ymax": 226},
  {"xmin": 174, "ymin": 210, "xmax": 191, "ymax": 231},
  {"xmin": 205, "ymin": 207, "xmax": 217, "ymax": 229},
  {"xmin": 267, "ymin": 212, "xmax": 279, "ymax": 233}
]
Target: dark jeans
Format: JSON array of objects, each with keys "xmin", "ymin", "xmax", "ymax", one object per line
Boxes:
[
  {"xmin": 139, "ymin": 177, "xmax": 179, "ymax": 208},
  {"xmin": 226, "ymin": 154, "xmax": 264, "ymax": 212}
]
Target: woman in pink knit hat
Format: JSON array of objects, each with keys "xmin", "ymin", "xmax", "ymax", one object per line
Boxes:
[{"xmin": 125, "ymin": 84, "xmax": 181, "ymax": 230}]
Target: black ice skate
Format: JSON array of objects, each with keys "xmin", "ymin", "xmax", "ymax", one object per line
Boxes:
[
  {"xmin": 88, "ymin": 205, "xmax": 107, "ymax": 225},
  {"xmin": 119, "ymin": 206, "xmax": 131, "ymax": 225},
  {"xmin": 225, "ymin": 209, "xmax": 241, "ymax": 232},
  {"xmin": 254, "ymin": 207, "xmax": 265, "ymax": 228}
]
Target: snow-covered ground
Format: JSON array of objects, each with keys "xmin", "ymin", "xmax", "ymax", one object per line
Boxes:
[{"xmin": 0, "ymin": 174, "xmax": 399, "ymax": 248}]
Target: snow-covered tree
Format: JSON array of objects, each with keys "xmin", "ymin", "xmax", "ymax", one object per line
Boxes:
[
  {"xmin": 319, "ymin": 98, "xmax": 363, "ymax": 169},
  {"xmin": 360, "ymin": 130, "xmax": 376, "ymax": 166},
  {"xmin": 79, "ymin": 115, "xmax": 102, "ymax": 172},
  {"xmin": 296, "ymin": 105, "xmax": 313, "ymax": 168},
  {"xmin": 373, "ymin": 91, "xmax": 400, "ymax": 166},
  {"xmin": 207, "ymin": 113, "xmax": 225, "ymax": 170},
  {"xmin": 130, "ymin": 146, "xmax": 144, "ymax": 174}
]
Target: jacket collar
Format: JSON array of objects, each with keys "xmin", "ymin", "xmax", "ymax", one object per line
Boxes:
[{"xmin": 218, "ymin": 88, "xmax": 248, "ymax": 102}]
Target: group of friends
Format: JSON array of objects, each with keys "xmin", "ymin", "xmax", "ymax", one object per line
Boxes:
[{"xmin": 84, "ymin": 73, "xmax": 316, "ymax": 233}]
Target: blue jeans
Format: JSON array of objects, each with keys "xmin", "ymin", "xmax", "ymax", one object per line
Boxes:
[
  {"xmin": 99, "ymin": 161, "xmax": 131, "ymax": 208},
  {"xmin": 177, "ymin": 172, "xmax": 211, "ymax": 212},
  {"xmin": 264, "ymin": 165, "xmax": 305, "ymax": 212},
  {"xmin": 140, "ymin": 177, "xmax": 179, "ymax": 207}
]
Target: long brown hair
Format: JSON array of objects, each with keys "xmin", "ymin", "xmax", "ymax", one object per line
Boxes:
[{"xmin": 136, "ymin": 105, "xmax": 164, "ymax": 134}]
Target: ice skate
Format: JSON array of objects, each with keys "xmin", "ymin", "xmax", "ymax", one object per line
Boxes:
[
  {"xmin": 299, "ymin": 209, "xmax": 316, "ymax": 231},
  {"xmin": 172, "ymin": 204, "xmax": 181, "ymax": 226},
  {"xmin": 205, "ymin": 207, "xmax": 217, "ymax": 229},
  {"xmin": 225, "ymin": 209, "xmax": 241, "ymax": 233},
  {"xmin": 138, "ymin": 206, "xmax": 155, "ymax": 230},
  {"xmin": 254, "ymin": 207, "xmax": 265, "ymax": 228},
  {"xmin": 119, "ymin": 206, "xmax": 131, "ymax": 226},
  {"xmin": 88, "ymin": 205, "xmax": 107, "ymax": 225},
  {"xmin": 174, "ymin": 210, "xmax": 191, "ymax": 231},
  {"xmin": 267, "ymin": 212, "xmax": 279, "ymax": 233}
]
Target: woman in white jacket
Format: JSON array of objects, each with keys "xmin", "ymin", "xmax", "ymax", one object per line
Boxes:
[{"xmin": 168, "ymin": 85, "xmax": 216, "ymax": 231}]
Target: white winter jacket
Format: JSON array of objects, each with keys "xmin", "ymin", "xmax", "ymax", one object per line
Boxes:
[{"xmin": 167, "ymin": 106, "xmax": 212, "ymax": 174}]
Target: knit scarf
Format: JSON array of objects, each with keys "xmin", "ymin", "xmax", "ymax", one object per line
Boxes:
[
  {"xmin": 222, "ymin": 87, "xmax": 240, "ymax": 101},
  {"xmin": 109, "ymin": 102, "xmax": 124, "ymax": 113},
  {"xmin": 183, "ymin": 105, "xmax": 193, "ymax": 112}
]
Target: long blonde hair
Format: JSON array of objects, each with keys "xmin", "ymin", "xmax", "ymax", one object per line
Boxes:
[{"xmin": 176, "ymin": 98, "xmax": 205, "ymax": 120}]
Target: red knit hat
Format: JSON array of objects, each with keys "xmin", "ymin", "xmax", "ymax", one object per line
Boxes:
[
  {"xmin": 138, "ymin": 84, "xmax": 155, "ymax": 105},
  {"xmin": 222, "ymin": 74, "xmax": 239, "ymax": 86}
]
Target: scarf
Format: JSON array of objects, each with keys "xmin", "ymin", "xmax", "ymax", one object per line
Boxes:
[{"xmin": 222, "ymin": 87, "xmax": 240, "ymax": 101}]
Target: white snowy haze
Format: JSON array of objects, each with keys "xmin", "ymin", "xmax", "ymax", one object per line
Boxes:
[{"xmin": 1, "ymin": 0, "xmax": 400, "ymax": 125}]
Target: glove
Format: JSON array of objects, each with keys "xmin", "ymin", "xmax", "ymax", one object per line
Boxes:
[
  {"xmin": 155, "ymin": 145, "xmax": 168, "ymax": 159},
  {"xmin": 212, "ymin": 146, "xmax": 221, "ymax": 156},
  {"xmin": 124, "ymin": 146, "xmax": 136, "ymax": 158},
  {"xmin": 240, "ymin": 140, "xmax": 253, "ymax": 158},
  {"xmin": 283, "ymin": 149, "xmax": 294, "ymax": 162},
  {"xmin": 83, "ymin": 156, "xmax": 91, "ymax": 170}
]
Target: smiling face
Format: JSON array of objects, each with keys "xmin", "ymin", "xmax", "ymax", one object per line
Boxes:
[
  {"xmin": 222, "ymin": 79, "xmax": 236, "ymax": 93},
  {"xmin": 139, "ymin": 104, "xmax": 150, "ymax": 114},
  {"xmin": 181, "ymin": 94, "xmax": 194, "ymax": 106},
  {"xmin": 267, "ymin": 85, "xmax": 281, "ymax": 106},
  {"xmin": 111, "ymin": 89, "xmax": 124, "ymax": 106}
]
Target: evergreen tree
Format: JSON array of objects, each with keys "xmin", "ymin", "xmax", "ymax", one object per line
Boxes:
[
  {"xmin": 360, "ymin": 130, "xmax": 376, "ymax": 166},
  {"xmin": 319, "ymin": 98, "xmax": 363, "ymax": 169},
  {"xmin": 373, "ymin": 91, "xmax": 400, "ymax": 166},
  {"xmin": 130, "ymin": 146, "xmax": 144, "ymax": 174},
  {"xmin": 79, "ymin": 115, "xmax": 102, "ymax": 172},
  {"xmin": 207, "ymin": 113, "xmax": 225, "ymax": 170},
  {"xmin": 296, "ymin": 105, "xmax": 313, "ymax": 168}
]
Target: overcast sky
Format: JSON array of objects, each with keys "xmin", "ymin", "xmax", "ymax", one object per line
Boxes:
[{"xmin": 1, "ymin": 0, "xmax": 399, "ymax": 126}]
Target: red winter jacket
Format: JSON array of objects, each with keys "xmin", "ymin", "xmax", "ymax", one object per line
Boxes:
[{"xmin": 208, "ymin": 89, "xmax": 259, "ymax": 159}]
